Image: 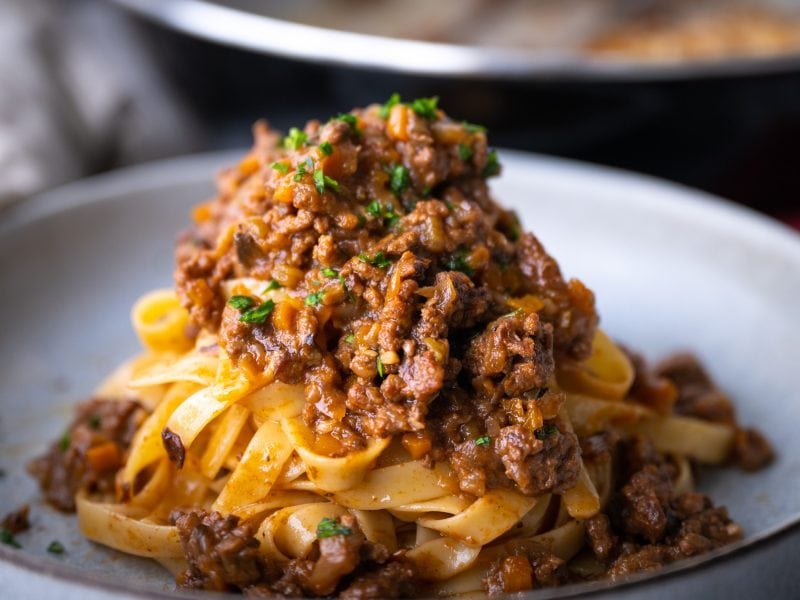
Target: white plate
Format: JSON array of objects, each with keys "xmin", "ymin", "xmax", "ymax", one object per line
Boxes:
[{"xmin": 1, "ymin": 150, "xmax": 799, "ymax": 599}]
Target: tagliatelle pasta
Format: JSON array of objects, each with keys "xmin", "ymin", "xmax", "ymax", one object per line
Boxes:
[{"xmin": 29, "ymin": 98, "xmax": 773, "ymax": 599}]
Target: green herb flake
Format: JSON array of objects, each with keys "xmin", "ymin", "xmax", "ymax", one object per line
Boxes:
[
  {"xmin": 271, "ymin": 161, "xmax": 289, "ymax": 174},
  {"xmin": 58, "ymin": 433, "xmax": 70, "ymax": 452},
  {"xmin": 264, "ymin": 280, "xmax": 282, "ymax": 292},
  {"xmin": 228, "ymin": 295, "xmax": 256, "ymax": 312},
  {"xmin": 345, "ymin": 333, "xmax": 355, "ymax": 344},
  {"xmin": 379, "ymin": 92, "xmax": 402, "ymax": 119},
  {"xmin": 534, "ymin": 424, "xmax": 559, "ymax": 441},
  {"xmin": 316, "ymin": 517, "xmax": 353, "ymax": 539},
  {"xmin": 389, "ymin": 165, "xmax": 409, "ymax": 196},
  {"xmin": 409, "ymin": 96, "xmax": 439, "ymax": 119},
  {"xmin": 283, "ymin": 127, "xmax": 308, "ymax": 151},
  {"xmin": 376, "ymin": 355, "xmax": 386, "ymax": 378},
  {"xmin": 483, "ymin": 149, "xmax": 500, "ymax": 178},
  {"xmin": 321, "ymin": 267, "xmax": 339, "ymax": 278},
  {"xmin": 313, "ymin": 169, "xmax": 340, "ymax": 194},
  {"xmin": 319, "ymin": 141, "xmax": 334, "ymax": 156},
  {"xmin": 293, "ymin": 157, "xmax": 315, "ymax": 182},
  {"xmin": 475, "ymin": 435, "xmax": 491, "ymax": 446},
  {"xmin": 366, "ymin": 200, "xmax": 382, "ymax": 218},
  {"xmin": 47, "ymin": 540, "xmax": 65, "ymax": 554},
  {"xmin": 463, "ymin": 121, "xmax": 487, "ymax": 134},
  {"xmin": 445, "ymin": 250, "xmax": 474, "ymax": 276},
  {"xmin": 458, "ymin": 143, "xmax": 474, "ymax": 162},
  {"xmin": 88, "ymin": 414, "xmax": 101, "ymax": 430},
  {"xmin": 358, "ymin": 251, "xmax": 392, "ymax": 269},
  {"xmin": 365, "ymin": 200, "xmax": 400, "ymax": 227},
  {"xmin": 332, "ymin": 113, "xmax": 359, "ymax": 134},
  {"xmin": 239, "ymin": 299, "xmax": 275, "ymax": 324},
  {"xmin": 1, "ymin": 529, "xmax": 21, "ymax": 549},
  {"xmin": 305, "ymin": 291, "xmax": 325, "ymax": 307}
]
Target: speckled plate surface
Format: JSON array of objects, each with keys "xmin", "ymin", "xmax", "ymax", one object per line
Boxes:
[{"xmin": 1, "ymin": 151, "xmax": 800, "ymax": 599}]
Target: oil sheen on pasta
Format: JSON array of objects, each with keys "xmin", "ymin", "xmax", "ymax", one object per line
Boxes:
[{"xmin": 29, "ymin": 98, "xmax": 773, "ymax": 598}]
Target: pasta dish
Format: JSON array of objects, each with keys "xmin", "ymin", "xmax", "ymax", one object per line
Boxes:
[{"xmin": 28, "ymin": 97, "xmax": 772, "ymax": 597}]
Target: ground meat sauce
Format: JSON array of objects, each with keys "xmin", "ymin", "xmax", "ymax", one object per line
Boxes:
[
  {"xmin": 28, "ymin": 398, "xmax": 146, "ymax": 511},
  {"xmin": 174, "ymin": 100, "xmax": 597, "ymax": 490},
  {"xmin": 172, "ymin": 510, "xmax": 417, "ymax": 598},
  {"xmin": 654, "ymin": 354, "xmax": 774, "ymax": 470},
  {"xmin": 1, "ymin": 505, "xmax": 30, "ymax": 535},
  {"xmin": 581, "ymin": 436, "xmax": 744, "ymax": 581},
  {"xmin": 29, "ymin": 99, "xmax": 774, "ymax": 597}
]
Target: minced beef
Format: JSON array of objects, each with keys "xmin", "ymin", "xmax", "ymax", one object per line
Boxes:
[
  {"xmin": 28, "ymin": 398, "xmax": 146, "ymax": 512},
  {"xmin": 654, "ymin": 353, "xmax": 774, "ymax": 469},
  {"xmin": 171, "ymin": 99, "xmax": 598, "ymax": 486},
  {"xmin": 483, "ymin": 543, "xmax": 567, "ymax": 595},
  {"xmin": 1, "ymin": 505, "xmax": 30, "ymax": 535},
  {"xmin": 173, "ymin": 509, "xmax": 417, "ymax": 598},
  {"xmin": 583, "ymin": 436, "xmax": 744, "ymax": 579}
]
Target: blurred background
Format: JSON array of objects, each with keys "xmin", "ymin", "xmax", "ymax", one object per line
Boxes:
[{"xmin": 2, "ymin": 0, "xmax": 799, "ymax": 229}]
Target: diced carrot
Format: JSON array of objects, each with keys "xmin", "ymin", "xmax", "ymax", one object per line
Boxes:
[
  {"xmin": 85, "ymin": 442, "xmax": 121, "ymax": 474},
  {"xmin": 401, "ymin": 432, "xmax": 433, "ymax": 459}
]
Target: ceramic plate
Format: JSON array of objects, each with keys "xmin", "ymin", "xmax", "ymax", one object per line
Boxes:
[{"xmin": 1, "ymin": 151, "xmax": 799, "ymax": 599}]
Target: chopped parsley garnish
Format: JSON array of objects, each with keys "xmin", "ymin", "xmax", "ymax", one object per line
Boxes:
[
  {"xmin": 1, "ymin": 529, "xmax": 21, "ymax": 549},
  {"xmin": 420, "ymin": 186, "xmax": 431, "ymax": 198},
  {"xmin": 365, "ymin": 200, "xmax": 400, "ymax": 227},
  {"xmin": 293, "ymin": 157, "xmax": 315, "ymax": 182},
  {"xmin": 483, "ymin": 149, "xmax": 500, "ymax": 178},
  {"xmin": 88, "ymin": 414, "xmax": 101, "ymax": 430},
  {"xmin": 376, "ymin": 355, "xmax": 386, "ymax": 378},
  {"xmin": 409, "ymin": 96, "xmax": 439, "ymax": 119},
  {"xmin": 389, "ymin": 164, "xmax": 409, "ymax": 196},
  {"xmin": 228, "ymin": 295, "xmax": 256, "ymax": 311},
  {"xmin": 319, "ymin": 141, "xmax": 334, "ymax": 156},
  {"xmin": 345, "ymin": 333, "xmax": 355, "ymax": 344},
  {"xmin": 264, "ymin": 280, "xmax": 282, "ymax": 292},
  {"xmin": 379, "ymin": 92, "xmax": 402, "ymax": 119},
  {"xmin": 239, "ymin": 300, "xmax": 275, "ymax": 324},
  {"xmin": 358, "ymin": 251, "xmax": 392, "ymax": 269},
  {"xmin": 305, "ymin": 291, "xmax": 325, "ymax": 307},
  {"xmin": 534, "ymin": 424, "xmax": 559, "ymax": 440},
  {"xmin": 331, "ymin": 113, "xmax": 359, "ymax": 134},
  {"xmin": 463, "ymin": 121, "xmax": 487, "ymax": 134},
  {"xmin": 445, "ymin": 250, "xmax": 474, "ymax": 276},
  {"xmin": 475, "ymin": 435, "xmax": 491, "ymax": 446},
  {"xmin": 47, "ymin": 540, "xmax": 65, "ymax": 554},
  {"xmin": 458, "ymin": 143, "xmax": 473, "ymax": 162},
  {"xmin": 59, "ymin": 433, "xmax": 70, "ymax": 452},
  {"xmin": 283, "ymin": 127, "xmax": 308, "ymax": 151},
  {"xmin": 313, "ymin": 169, "xmax": 340, "ymax": 194},
  {"xmin": 321, "ymin": 267, "xmax": 347, "ymax": 290},
  {"xmin": 317, "ymin": 517, "xmax": 353, "ymax": 539},
  {"xmin": 271, "ymin": 161, "xmax": 289, "ymax": 174}
]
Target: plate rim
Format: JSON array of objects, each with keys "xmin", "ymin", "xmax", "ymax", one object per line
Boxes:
[{"xmin": 1, "ymin": 148, "xmax": 800, "ymax": 598}]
